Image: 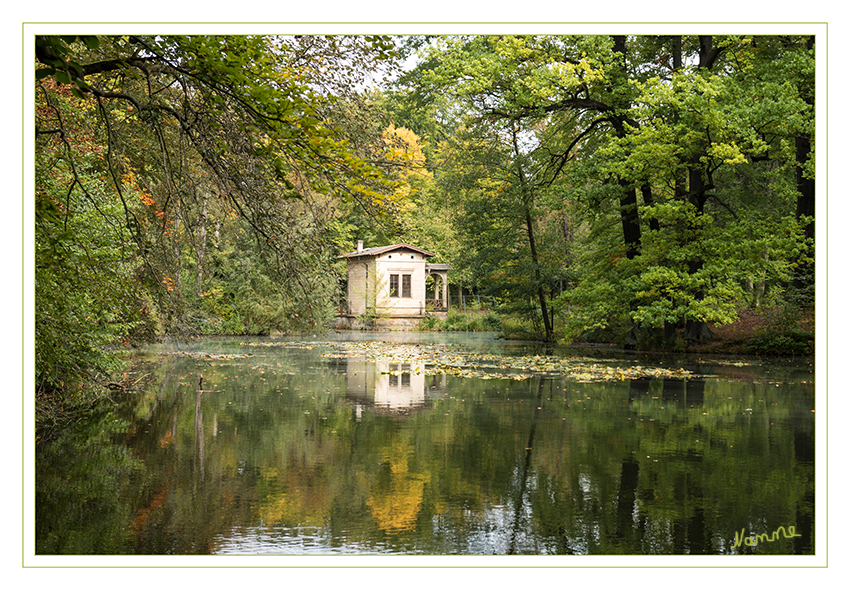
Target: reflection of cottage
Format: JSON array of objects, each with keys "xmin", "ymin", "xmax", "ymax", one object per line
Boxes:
[
  {"xmin": 338, "ymin": 241, "xmax": 452, "ymax": 329},
  {"xmin": 343, "ymin": 355, "xmax": 447, "ymax": 417}
]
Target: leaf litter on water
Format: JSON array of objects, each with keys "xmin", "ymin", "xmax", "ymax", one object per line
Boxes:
[{"xmin": 241, "ymin": 340, "xmax": 694, "ymax": 382}]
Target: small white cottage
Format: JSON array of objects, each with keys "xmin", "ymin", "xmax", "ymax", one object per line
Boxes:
[{"xmin": 339, "ymin": 241, "xmax": 452, "ymax": 326}]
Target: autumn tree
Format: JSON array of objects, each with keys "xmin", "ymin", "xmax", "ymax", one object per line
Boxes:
[{"xmin": 35, "ymin": 34, "xmax": 402, "ymax": 428}]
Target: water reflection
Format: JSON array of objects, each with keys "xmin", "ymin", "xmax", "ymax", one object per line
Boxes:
[
  {"xmin": 343, "ymin": 356, "xmax": 447, "ymax": 415},
  {"xmin": 339, "ymin": 355, "xmax": 440, "ymax": 533},
  {"xmin": 34, "ymin": 334, "xmax": 816, "ymax": 556}
]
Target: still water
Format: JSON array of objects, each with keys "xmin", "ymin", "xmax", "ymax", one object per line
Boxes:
[{"xmin": 36, "ymin": 332, "xmax": 815, "ymax": 555}]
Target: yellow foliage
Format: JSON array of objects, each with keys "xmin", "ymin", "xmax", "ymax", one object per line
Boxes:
[
  {"xmin": 382, "ymin": 124, "xmax": 431, "ymax": 178},
  {"xmin": 257, "ymin": 486, "xmax": 328, "ymax": 529},
  {"xmin": 367, "ymin": 440, "xmax": 431, "ymax": 534}
]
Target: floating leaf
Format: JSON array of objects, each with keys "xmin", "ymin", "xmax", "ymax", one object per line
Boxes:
[{"xmin": 240, "ymin": 340, "xmax": 696, "ymax": 383}]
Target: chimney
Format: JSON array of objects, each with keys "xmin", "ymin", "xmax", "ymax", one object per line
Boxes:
[{"xmin": 357, "ymin": 240, "xmax": 363, "ymax": 253}]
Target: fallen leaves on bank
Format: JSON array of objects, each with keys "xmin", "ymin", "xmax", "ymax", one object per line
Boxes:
[{"xmin": 242, "ymin": 340, "xmax": 694, "ymax": 383}]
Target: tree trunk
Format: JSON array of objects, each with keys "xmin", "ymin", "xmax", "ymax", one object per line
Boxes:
[
  {"xmin": 196, "ymin": 191, "xmax": 208, "ymax": 297},
  {"xmin": 610, "ymin": 36, "xmax": 643, "ymax": 349},
  {"xmin": 619, "ymin": 181, "xmax": 642, "ymax": 260},
  {"xmin": 173, "ymin": 206, "xmax": 182, "ymax": 294},
  {"xmin": 672, "ymin": 35, "xmax": 683, "ymax": 70},
  {"xmin": 793, "ymin": 132, "xmax": 814, "ymax": 290},
  {"xmin": 672, "ymin": 37, "xmax": 689, "ymax": 206},
  {"xmin": 512, "ymin": 124, "xmax": 553, "ymax": 342},
  {"xmin": 683, "ymin": 164, "xmax": 714, "ymax": 343},
  {"xmin": 641, "ymin": 184, "xmax": 660, "ymax": 232},
  {"xmin": 525, "ymin": 204, "xmax": 553, "ymax": 341},
  {"xmin": 561, "ymin": 211, "xmax": 574, "ymax": 270}
]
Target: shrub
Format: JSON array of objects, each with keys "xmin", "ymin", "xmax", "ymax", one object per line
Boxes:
[
  {"xmin": 748, "ymin": 329, "xmax": 813, "ymax": 356},
  {"xmin": 418, "ymin": 310, "xmax": 502, "ymax": 332},
  {"xmin": 499, "ymin": 316, "xmax": 545, "ymax": 341},
  {"xmin": 747, "ymin": 305, "xmax": 814, "ymax": 356}
]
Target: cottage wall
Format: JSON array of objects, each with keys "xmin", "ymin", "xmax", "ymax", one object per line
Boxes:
[
  {"xmin": 375, "ymin": 249, "xmax": 427, "ymax": 317},
  {"xmin": 346, "ymin": 257, "xmax": 374, "ymax": 316}
]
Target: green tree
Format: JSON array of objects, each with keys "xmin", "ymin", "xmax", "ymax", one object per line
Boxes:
[
  {"xmin": 412, "ymin": 35, "xmax": 605, "ymax": 340},
  {"xmin": 35, "ymin": 77, "xmax": 162, "ymax": 434},
  {"xmin": 579, "ymin": 35, "xmax": 814, "ymax": 345},
  {"xmin": 402, "ymin": 34, "xmax": 814, "ymax": 347}
]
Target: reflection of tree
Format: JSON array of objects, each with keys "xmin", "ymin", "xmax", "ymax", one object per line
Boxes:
[
  {"xmin": 39, "ymin": 345, "xmax": 813, "ymax": 555},
  {"xmin": 523, "ymin": 376, "xmax": 815, "ymax": 554},
  {"xmin": 508, "ymin": 379, "xmax": 544, "ymax": 554},
  {"xmin": 368, "ymin": 440, "xmax": 431, "ymax": 533},
  {"xmin": 256, "ymin": 466, "xmax": 331, "ymax": 529},
  {"xmin": 35, "ymin": 414, "xmax": 141, "ymax": 553}
]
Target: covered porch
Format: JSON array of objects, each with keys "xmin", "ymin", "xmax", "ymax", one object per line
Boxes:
[{"xmin": 425, "ymin": 263, "xmax": 452, "ymax": 313}]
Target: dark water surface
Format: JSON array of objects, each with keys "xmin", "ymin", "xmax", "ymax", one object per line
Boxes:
[{"xmin": 36, "ymin": 332, "xmax": 815, "ymax": 555}]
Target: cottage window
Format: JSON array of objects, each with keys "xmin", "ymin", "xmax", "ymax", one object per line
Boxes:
[{"xmin": 389, "ymin": 273, "xmax": 412, "ymax": 298}]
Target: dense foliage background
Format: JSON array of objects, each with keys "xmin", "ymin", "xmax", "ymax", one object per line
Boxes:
[{"xmin": 34, "ymin": 34, "xmax": 815, "ymax": 434}]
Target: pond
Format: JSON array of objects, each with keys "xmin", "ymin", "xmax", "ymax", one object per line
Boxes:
[{"xmin": 35, "ymin": 332, "xmax": 815, "ymax": 556}]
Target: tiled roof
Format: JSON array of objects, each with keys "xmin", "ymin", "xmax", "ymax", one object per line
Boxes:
[{"xmin": 339, "ymin": 243, "xmax": 437, "ymax": 259}]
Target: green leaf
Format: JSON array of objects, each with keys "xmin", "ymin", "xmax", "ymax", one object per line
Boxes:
[
  {"xmin": 80, "ymin": 36, "xmax": 100, "ymax": 50},
  {"xmin": 35, "ymin": 67, "xmax": 55, "ymax": 80}
]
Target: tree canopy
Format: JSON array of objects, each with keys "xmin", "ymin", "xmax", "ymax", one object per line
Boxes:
[
  {"xmin": 390, "ymin": 34, "xmax": 814, "ymax": 346},
  {"xmin": 34, "ymin": 34, "xmax": 405, "ymax": 429}
]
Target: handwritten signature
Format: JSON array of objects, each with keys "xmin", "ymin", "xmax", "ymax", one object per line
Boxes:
[{"xmin": 733, "ymin": 525, "xmax": 801, "ymax": 549}]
